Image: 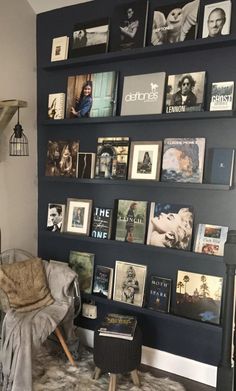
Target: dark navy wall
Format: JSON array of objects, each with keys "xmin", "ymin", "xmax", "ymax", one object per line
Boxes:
[{"xmin": 37, "ymin": 0, "xmax": 236, "ymax": 366}]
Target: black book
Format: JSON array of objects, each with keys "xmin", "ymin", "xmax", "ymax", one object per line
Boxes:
[
  {"xmin": 93, "ymin": 265, "xmax": 113, "ymax": 299},
  {"xmin": 98, "ymin": 313, "xmax": 137, "ymax": 340},
  {"xmin": 91, "ymin": 207, "xmax": 113, "ymax": 240},
  {"xmin": 208, "ymin": 148, "xmax": 235, "ymax": 186},
  {"xmin": 147, "ymin": 276, "xmax": 171, "ymax": 313}
]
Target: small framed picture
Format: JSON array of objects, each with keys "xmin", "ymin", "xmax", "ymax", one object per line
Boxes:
[
  {"xmin": 70, "ymin": 17, "xmax": 109, "ymax": 58},
  {"xmin": 113, "ymin": 260, "xmax": 147, "ymax": 307},
  {"xmin": 128, "ymin": 141, "xmax": 162, "ymax": 180},
  {"xmin": 202, "ymin": 1, "xmax": 232, "ymax": 39},
  {"xmin": 64, "ymin": 198, "xmax": 92, "ymax": 235}
]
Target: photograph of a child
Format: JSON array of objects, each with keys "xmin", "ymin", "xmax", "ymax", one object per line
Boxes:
[
  {"xmin": 147, "ymin": 202, "xmax": 194, "ymax": 251},
  {"xmin": 66, "ymin": 71, "xmax": 118, "ymax": 119}
]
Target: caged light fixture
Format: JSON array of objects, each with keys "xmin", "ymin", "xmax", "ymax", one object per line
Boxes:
[{"xmin": 9, "ymin": 106, "xmax": 29, "ymax": 156}]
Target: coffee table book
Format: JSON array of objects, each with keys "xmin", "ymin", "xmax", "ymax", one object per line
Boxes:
[
  {"xmin": 210, "ymin": 81, "xmax": 234, "ymax": 111},
  {"xmin": 147, "ymin": 276, "xmax": 171, "ymax": 313},
  {"xmin": 98, "ymin": 313, "xmax": 137, "ymax": 340},
  {"xmin": 92, "ymin": 265, "xmax": 113, "ymax": 299},
  {"xmin": 161, "ymin": 137, "xmax": 206, "ymax": 183},
  {"xmin": 51, "ymin": 36, "xmax": 69, "ymax": 62},
  {"xmin": 69, "ymin": 250, "xmax": 94, "ymax": 294},
  {"xmin": 202, "ymin": 0, "xmax": 232, "ymax": 39},
  {"xmin": 121, "ymin": 72, "xmax": 166, "ymax": 116},
  {"xmin": 91, "ymin": 207, "xmax": 113, "ymax": 240},
  {"xmin": 193, "ymin": 224, "xmax": 228, "ymax": 256},
  {"xmin": 208, "ymin": 147, "xmax": 235, "ymax": 186},
  {"xmin": 76, "ymin": 152, "xmax": 96, "ymax": 179},
  {"xmin": 48, "ymin": 93, "xmax": 66, "ymax": 120}
]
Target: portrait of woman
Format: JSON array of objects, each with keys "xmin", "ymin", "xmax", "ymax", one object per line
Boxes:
[
  {"xmin": 71, "ymin": 80, "xmax": 93, "ymax": 118},
  {"xmin": 147, "ymin": 202, "xmax": 194, "ymax": 250},
  {"xmin": 125, "ymin": 202, "xmax": 137, "ymax": 242},
  {"xmin": 59, "ymin": 144, "xmax": 72, "ymax": 176}
]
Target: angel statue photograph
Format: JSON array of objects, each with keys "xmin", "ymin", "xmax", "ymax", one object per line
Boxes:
[{"xmin": 150, "ymin": 0, "xmax": 200, "ymax": 45}]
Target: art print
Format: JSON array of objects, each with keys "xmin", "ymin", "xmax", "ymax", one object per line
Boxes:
[
  {"xmin": 65, "ymin": 198, "xmax": 92, "ymax": 235},
  {"xmin": 128, "ymin": 141, "xmax": 162, "ymax": 180}
]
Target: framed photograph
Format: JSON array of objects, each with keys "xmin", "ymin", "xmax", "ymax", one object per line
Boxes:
[
  {"xmin": 202, "ymin": 0, "xmax": 232, "ymax": 39},
  {"xmin": 148, "ymin": 0, "xmax": 200, "ymax": 46},
  {"xmin": 64, "ymin": 198, "xmax": 92, "ymax": 235},
  {"xmin": 113, "ymin": 260, "xmax": 147, "ymax": 307},
  {"xmin": 174, "ymin": 270, "xmax": 223, "ymax": 324},
  {"xmin": 51, "ymin": 36, "xmax": 69, "ymax": 62},
  {"xmin": 109, "ymin": 0, "xmax": 149, "ymax": 52},
  {"xmin": 128, "ymin": 141, "xmax": 162, "ymax": 180},
  {"xmin": 66, "ymin": 71, "xmax": 118, "ymax": 119},
  {"xmin": 70, "ymin": 17, "xmax": 109, "ymax": 58}
]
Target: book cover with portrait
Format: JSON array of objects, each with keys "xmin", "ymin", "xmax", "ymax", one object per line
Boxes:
[
  {"xmin": 66, "ymin": 71, "xmax": 118, "ymax": 119},
  {"xmin": 209, "ymin": 81, "xmax": 234, "ymax": 111},
  {"xmin": 95, "ymin": 137, "xmax": 130, "ymax": 180},
  {"xmin": 91, "ymin": 207, "xmax": 113, "ymax": 240},
  {"xmin": 165, "ymin": 71, "xmax": 206, "ymax": 113},
  {"xmin": 115, "ymin": 199, "xmax": 148, "ymax": 244},
  {"xmin": 121, "ymin": 72, "xmax": 166, "ymax": 115},
  {"xmin": 45, "ymin": 140, "xmax": 79, "ymax": 177},
  {"xmin": 109, "ymin": 0, "xmax": 149, "ymax": 52},
  {"xmin": 202, "ymin": 0, "xmax": 232, "ymax": 39},
  {"xmin": 174, "ymin": 270, "xmax": 223, "ymax": 324},
  {"xmin": 161, "ymin": 137, "xmax": 206, "ymax": 183},
  {"xmin": 193, "ymin": 224, "xmax": 228, "ymax": 256},
  {"xmin": 147, "ymin": 202, "xmax": 194, "ymax": 251},
  {"xmin": 47, "ymin": 203, "xmax": 66, "ymax": 233},
  {"xmin": 148, "ymin": 0, "xmax": 200, "ymax": 46},
  {"xmin": 147, "ymin": 276, "xmax": 172, "ymax": 313}
]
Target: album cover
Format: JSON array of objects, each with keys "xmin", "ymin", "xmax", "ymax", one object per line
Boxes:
[
  {"xmin": 48, "ymin": 93, "xmax": 66, "ymax": 120},
  {"xmin": 51, "ymin": 36, "xmax": 69, "ymax": 62},
  {"xmin": 93, "ymin": 265, "xmax": 113, "ymax": 299},
  {"xmin": 147, "ymin": 202, "xmax": 194, "ymax": 251},
  {"xmin": 66, "ymin": 71, "xmax": 118, "ymax": 118},
  {"xmin": 109, "ymin": 0, "xmax": 149, "ymax": 52},
  {"xmin": 209, "ymin": 81, "xmax": 234, "ymax": 111},
  {"xmin": 91, "ymin": 207, "xmax": 113, "ymax": 240},
  {"xmin": 47, "ymin": 203, "xmax": 66, "ymax": 233},
  {"xmin": 113, "ymin": 260, "xmax": 147, "ymax": 307},
  {"xmin": 194, "ymin": 224, "xmax": 228, "ymax": 256},
  {"xmin": 161, "ymin": 137, "xmax": 206, "ymax": 183},
  {"xmin": 69, "ymin": 250, "xmax": 94, "ymax": 294},
  {"xmin": 70, "ymin": 18, "xmax": 109, "ymax": 58},
  {"xmin": 208, "ymin": 147, "xmax": 235, "ymax": 186},
  {"xmin": 174, "ymin": 270, "xmax": 223, "ymax": 324},
  {"xmin": 121, "ymin": 72, "xmax": 166, "ymax": 115},
  {"xmin": 95, "ymin": 137, "xmax": 129, "ymax": 180},
  {"xmin": 149, "ymin": 0, "xmax": 200, "ymax": 46},
  {"xmin": 115, "ymin": 199, "xmax": 148, "ymax": 244},
  {"xmin": 76, "ymin": 152, "xmax": 96, "ymax": 179},
  {"xmin": 147, "ymin": 276, "xmax": 172, "ymax": 313},
  {"xmin": 202, "ymin": 0, "xmax": 232, "ymax": 39},
  {"xmin": 165, "ymin": 71, "xmax": 206, "ymax": 113},
  {"xmin": 45, "ymin": 140, "xmax": 79, "ymax": 177}
]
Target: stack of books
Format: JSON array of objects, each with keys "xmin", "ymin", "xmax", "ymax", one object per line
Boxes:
[{"xmin": 98, "ymin": 313, "xmax": 137, "ymax": 340}]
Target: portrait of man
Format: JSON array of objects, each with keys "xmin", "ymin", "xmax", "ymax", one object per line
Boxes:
[
  {"xmin": 47, "ymin": 203, "xmax": 65, "ymax": 232},
  {"xmin": 202, "ymin": 0, "xmax": 232, "ymax": 38}
]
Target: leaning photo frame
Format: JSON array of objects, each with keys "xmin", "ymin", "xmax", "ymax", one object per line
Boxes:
[
  {"xmin": 128, "ymin": 141, "xmax": 162, "ymax": 180},
  {"xmin": 64, "ymin": 198, "xmax": 93, "ymax": 235}
]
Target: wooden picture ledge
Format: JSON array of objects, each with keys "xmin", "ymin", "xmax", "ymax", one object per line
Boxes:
[{"xmin": 0, "ymin": 100, "xmax": 27, "ymax": 131}]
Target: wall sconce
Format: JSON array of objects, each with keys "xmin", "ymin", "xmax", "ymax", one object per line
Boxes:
[{"xmin": 9, "ymin": 106, "xmax": 29, "ymax": 156}]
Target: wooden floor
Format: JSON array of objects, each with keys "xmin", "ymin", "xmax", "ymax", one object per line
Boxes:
[{"xmin": 140, "ymin": 363, "xmax": 215, "ymax": 391}]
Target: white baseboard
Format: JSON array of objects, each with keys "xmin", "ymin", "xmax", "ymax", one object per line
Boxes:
[{"xmin": 78, "ymin": 327, "xmax": 217, "ymax": 387}]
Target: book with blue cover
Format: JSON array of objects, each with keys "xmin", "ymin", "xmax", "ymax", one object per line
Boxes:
[{"xmin": 209, "ymin": 148, "xmax": 235, "ymax": 186}]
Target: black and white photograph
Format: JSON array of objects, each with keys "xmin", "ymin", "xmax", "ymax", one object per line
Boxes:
[
  {"xmin": 202, "ymin": 0, "xmax": 232, "ymax": 38},
  {"xmin": 128, "ymin": 141, "xmax": 162, "ymax": 180},
  {"xmin": 149, "ymin": 0, "xmax": 200, "ymax": 46},
  {"xmin": 64, "ymin": 198, "xmax": 92, "ymax": 236},
  {"xmin": 45, "ymin": 140, "xmax": 79, "ymax": 177},
  {"xmin": 147, "ymin": 202, "xmax": 194, "ymax": 251},
  {"xmin": 76, "ymin": 152, "xmax": 96, "ymax": 179},
  {"xmin": 47, "ymin": 203, "xmax": 65, "ymax": 232},
  {"xmin": 109, "ymin": 0, "xmax": 149, "ymax": 52},
  {"xmin": 165, "ymin": 71, "xmax": 206, "ymax": 113},
  {"xmin": 113, "ymin": 260, "xmax": 147, "ymax": 307},
  {"xmin": 70, "ymin": 18, "xmax": 109, "ymax": 57}
]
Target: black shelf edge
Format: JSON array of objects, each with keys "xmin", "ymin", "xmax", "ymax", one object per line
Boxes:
[
  {"xmin": 39, "ymin": 176, "xmax": 231, "ymax": 191},
  {"xmin": 81, "ymin": 292, "xmax": 222, "ymax": 331},
  {"xmin": 42, "ymin": 110, "xmax": 236, "ymax": 125},
  {"xmin": 41, "ymin": 35, "xmax": 236, "ymax": 70},
  {"xmin": 38, "ymin": 230, "xmax": 223, "ymax": 262}
]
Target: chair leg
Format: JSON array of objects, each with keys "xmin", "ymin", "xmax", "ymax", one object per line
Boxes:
[
  {"xmin": 131, "ymin": 369, "xmax": 140, "ymax": 386},
  {"xmin": 108, "ymin": 373, "xmax": 117, "ymax": 391},
  {"xmin": 54, "ymin": 326, "xmax": 76, "ymax": 366},
  {"xmin": 93, "ymin": 366, "xmax": 101, "ymax": 380}
]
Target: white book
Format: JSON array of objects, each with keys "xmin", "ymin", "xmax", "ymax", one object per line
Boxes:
[
  {"xmin": 51, "ymin": 36, "xmax": 69, "ymax": 62},
  {"xmin": 193, "ymin": 224, "xmax": 228, "ymax": 256},
  {"xmin": 210, "ymin": 81, "xmax": 234, "ymax": 111},
  {"xmin": 48, "ymin": 93, "xmax": 65, "ymax": 120}
]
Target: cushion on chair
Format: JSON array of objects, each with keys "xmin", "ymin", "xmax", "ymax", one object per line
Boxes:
[{"xmin": 0, "ymin": 257, "xmax": 54, "ymax": 312}]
